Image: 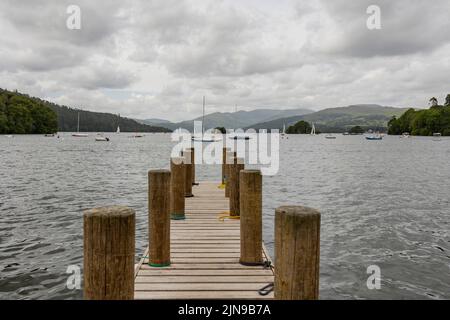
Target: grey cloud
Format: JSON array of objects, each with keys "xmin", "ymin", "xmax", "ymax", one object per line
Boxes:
[{"xmin": 317, "ymin": 0, "xmax": 450, "ymax": 57}]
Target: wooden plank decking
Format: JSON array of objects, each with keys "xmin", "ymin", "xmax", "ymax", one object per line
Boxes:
[{"xmin": 134, "ymin": 181, "xmax": 274, "ymax": 300}]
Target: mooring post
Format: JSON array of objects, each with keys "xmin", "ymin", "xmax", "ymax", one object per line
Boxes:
[
  {"xmin": 84, "ymin": 206, "xmax": 135, "ymax": 300},
  {"xmin": 225, "ymin": 151, "xmax": 236, "ymax": 198},
  {"xmin": 170, "ymin": 157, "xmax": 185, "ymax": 220},
  {"xmin": 189, "ymin": 147, "xmax": 197, "ymax": 186},
  {"xmin": 229, "ymin": 157, "xmax": 245, "ymax": 216},
  {"xmin": 239, "ymin": 170, "xmax": 263, "ymax": 265},
  {"xmin": 148, "ymin": 169, "xmax": 171, "ymax": 267},
  {"xmin": 274, "ymin": 206, "xmax": 321, "ymax": 300},
  {"xmin": 222, "ymin": 147, "xmax": 230, "ymax": 185},
  {"xmin": 183, "ymin": 149, "xmax": 193, "ymax": 197}
]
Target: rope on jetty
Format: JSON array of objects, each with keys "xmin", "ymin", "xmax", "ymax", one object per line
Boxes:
[{"xmin": 218, "ymin": 212, "xmax": 240, "ymax": 221}]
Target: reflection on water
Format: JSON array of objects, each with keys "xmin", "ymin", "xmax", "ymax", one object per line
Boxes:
[{"xmin": 0, "ymin": 133, "xmax": 449, "ymax": 299}]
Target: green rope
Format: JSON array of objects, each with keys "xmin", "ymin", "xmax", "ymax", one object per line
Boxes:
[{"xmin": 171, "ymin": 213, "xmax": 186, "ymax": 220}]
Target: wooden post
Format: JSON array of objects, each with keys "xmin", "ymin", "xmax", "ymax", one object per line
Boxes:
[
  {"xmin": 229, "ymin": 157, "xmax": 244, "ymax": 216},
  {"xmin": 148, "ymin": 169, "xmax": 171, "ymax": 267},
  {"xmin": 183, "ymin": 150, "xmax": 193, "ymax": 197},
  {"xmin": 225, "ymin": 151, "xmax": 236, "ymax": 198},
  {"xmin": 84, "ymin": 206, "xmax": 135, "ymax": 300},
  {"xmin": 190, "ymin": 147, "xmax": 197, "ymax": 186},
  {"xmin": 222, "ymin": 147, "xmax": 230, "ymax": 184},
  {"xmin": 274, "ymin": 206, "xmax": 321, "ymax": 300},
  {"xmin": 239, "ymin": 170, "xmax": 263, "ymax": 265},
  {"xmin": 170, "ymin": 157, "xmax": 185, "ymax": 220}
]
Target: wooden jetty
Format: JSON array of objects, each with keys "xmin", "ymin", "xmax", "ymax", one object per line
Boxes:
[
  {"xmin": 134, "ymin": 181, "xmax": 274, "ymax": 299},
  {"xmin": 83, "ymin": 148, "xmax": 321, "ymax": 300}
]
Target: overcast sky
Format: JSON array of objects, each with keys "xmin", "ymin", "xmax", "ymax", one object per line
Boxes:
[{"xmin": 0, "ymin": 0, "xmax": 449, "ymax": 121}]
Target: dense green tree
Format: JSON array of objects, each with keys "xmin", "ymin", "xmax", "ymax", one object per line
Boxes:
[
  {"xmin": 388, "ymin": 95, "xmax": 450, "ymax": 136},
  {"xmin": 349, "ymin": 126, "xmax": 364, "ymax": 134},
  {"xmin": 215, "ymin": 127, "xmax": 226, "ymax": 134},
  {"xmin": 286, "ymin": 121, "xmax": 312, "ymax": 134},
  {"xmin": 0, "ymin": 89, "xmax": 58, "ymax": 134}
]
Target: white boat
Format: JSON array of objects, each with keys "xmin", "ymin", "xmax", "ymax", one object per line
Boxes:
[
  {"xmin": 281, "ymin": 124, "xmax": 288, "ymax": 139},
  {"xmin": 325, "ymin": 134, "xmax": 336, "ymax": 139},
  {"xmin": 192, "ymin": 96, "xmax": 221, "ymax": 142},
  {"xmin": 432, "ymin": 133, "xmax": 442, "ymax": 141},
  {"xmin": 310, "ymin": 123, "xmax": 316, "ymax": 136},
  {"xmin": 116, "ymin": 114, "xmax": 121, "ymax": 134},
  {"xmin": 72, "ymin": 111, "xmax": 88, "ymax": 137},
  {"xmin": 5, "ymin": 135, "xmax": 13, "ymax": 138},
  {"xmin": 95, "ymin": 136, "xmax": 110, "ymax": 142},
  {"xmin": 400, "ymin": 132, "xmax": 410, "ymax": 138},
  {"xmin": 366, "ymin": 133, "xmax": 383, "ymax": 140}
]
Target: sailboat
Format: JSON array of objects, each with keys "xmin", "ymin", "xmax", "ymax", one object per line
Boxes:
[
  {"xmin": 281, "ymin": 124, "xmax": 288, "ymax": 139},
  {"xmin": 192, "ymin": 96, "xmax": 219, "ymax": 142},
  {"xmin": 72, "ymin": 111, "xmax": 88, "ymax": 137},
  {"xmin": 310, "ymin": 123, "xmax": 316, "ymax": 136},
  {"xmin": 116, "ymin": 114, "xmax": 121, "ymax": 134}
]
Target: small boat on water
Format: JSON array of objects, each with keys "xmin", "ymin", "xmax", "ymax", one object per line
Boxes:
[
  {"xmin": 432, "ymin": 133, "xmax": 442, "ymax": 141},
  {"xmin": 400, "ymin": 132, "xmax": 411, "ymax": 138},
  {"xmin": 366, "ymin": 134, "xmax": 383, "ymax": 140},
  {"xmin": 229, "ymin": 136, "xmax": 251, "ymax": 140},
  {"xmin": 130, "ymin": 133, "xmax": 144, "ymax": 138},
  {"xmin": 72, "ymin": 111, "xmax": 88, "ymax": 137},
  {"xmin": 45, "ymin": 133, "xmax": 56, "ymax": 137},
  {"xmin": 95, "ymin": 137, "xmax": 110, "ymax": 142},
  {"xmin": 310, "ymin": 123, "xmax": 316, "ymax": 136},
  {"xmin": 325, "ymin": 134, "xmax": 336, "ymax": 139},
  {"xmin": 4, "ymin": 135, "xmax": 13, "ymax": 138},
  {"xmin": 192, "ymin": 97, "xmax": 222, "ymax": 142}
]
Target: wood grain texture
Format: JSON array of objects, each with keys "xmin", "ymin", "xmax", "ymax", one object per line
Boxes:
[
  {"xmin": 274, "ymin": 206, "xmax": 321, "ymax": 300},
  {"xmin": 170, "ymin": 157, "xmax": 185, "ymax": 219},
  {"xmin": 183, "ymin": 150, "xmax": 193, "ymax": 197},
  {"xmin": 239, "ymin": 170, "xmax": 263, "ymax": 265},
  {"xmin": 148, "ymin": 170, "xmax": 171, "ymax": 266},
  {"xmin": 84, "ymin": 206, "xmax": 135, "ymax": 300}
]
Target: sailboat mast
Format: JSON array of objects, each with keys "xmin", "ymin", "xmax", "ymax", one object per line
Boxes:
[
  {"xmin": 77, "ymin": 112, "xmax": 80, "ymax": 133},
  {"xmin": 202, "ymin": 96, "xmax": 205, "ymax": 134}
]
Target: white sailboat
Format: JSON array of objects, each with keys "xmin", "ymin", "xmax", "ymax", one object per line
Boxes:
[
  {"xmin": 192, "ymin": 96, "xmax": 219, "ymax": 142},
  {"xmin": 310, "ymin": 123, "xmax": 316, "ymax": 136},
  {"xmin": 72, "ymin": 111, "xmax": 88, "ymax": 137},
  {"xmin": 281, "ymin": 123, "xmax": 288, "ymax": 139},
  {"xmin": 116, "ymin": 114, "xmax": 121, "ymax": 134}
]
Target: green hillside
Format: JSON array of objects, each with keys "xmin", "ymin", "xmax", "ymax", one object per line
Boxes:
[
  {"xmin": 0, "ymin": 89, "xmax": 171, "ymax": 133},
  {"xmin": 249, "ymin": 105, "xmax": 409, "ymax": 133}
]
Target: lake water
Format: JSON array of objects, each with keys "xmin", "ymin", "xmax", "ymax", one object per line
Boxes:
[{"xmin": 0, "ymin": 133, "xmax": 449, "ymax": 300}]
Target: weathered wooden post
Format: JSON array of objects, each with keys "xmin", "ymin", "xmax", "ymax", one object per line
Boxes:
[
  {"xmin": 225, "ymin": 151, "xmax": 236, "ymax": 198},
  {"xmin": 239, "ymin": 170, "xmax": 262, "ymax": 265},
  {"xmin": 190, "ymin": 147, "xmax": 197, "ymax": 186},
  {"xmin": 148, "ymin": 169, "xmax": 171, "ymax": 267},
  {"xmin": 183, "ymin": 149, "xmax": 193, "ymax": 197},
  {"xmin": 274, "ymin": 206, "xmax": 321, "ymax": 300},
  {"xmin": 170, "ymin": 157, "xmax": 185, "ymax": 220},
  {"xmin": 229, "ymin": 157, "xmax": 244, "ymax": 216},
  {"xmin": 222, "ymin": 147, "xmax": 230, "ymax": 185},
  {"xmin": 84, "ymin": 206, "xmax": 135, "ymax": 300}
]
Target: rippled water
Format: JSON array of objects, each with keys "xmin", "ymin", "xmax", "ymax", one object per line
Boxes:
[{"xmin": 0, "ymin": 133, "xmax": 449, "ymax": 300}]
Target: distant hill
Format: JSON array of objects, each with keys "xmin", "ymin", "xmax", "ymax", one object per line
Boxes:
[
  {"xmin": 145, "ymin": 108, "xmax": 313, "ymax": 132},
  {"xmin": 249, "ymin": 105, "xmax": 409, "ymax": 133},
  {"xmin": 50, "ymin": 106, "xmax": 171, "ymax": 133},
  {"xmin": 0, "ymin": 89, "xmax": 170, "ymax": 133},
  {"xmin": 137, "ymin": 118, "xmax": 172, "ymax": 126}
]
